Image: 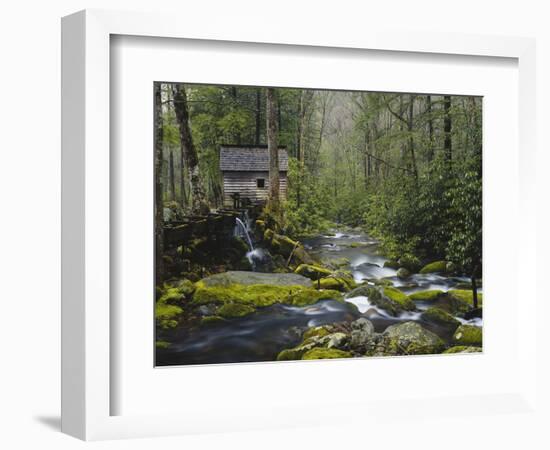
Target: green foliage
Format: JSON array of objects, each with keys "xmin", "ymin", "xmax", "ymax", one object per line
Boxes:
[
  {"xmin": 285, "ymin": 158, "xmax": 334, "ymax": 237},
  {"xmin": 445, "ymin": 155, "xmax": 482, "ymax": 279}
]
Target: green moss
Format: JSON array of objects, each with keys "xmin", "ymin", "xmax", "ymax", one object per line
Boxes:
[
  {"xmin": 303, "ymin": 326, "xmax": 331, "ymax": 341},
  {"xmin": 448, "ymin": 289, "xmax": 483, "ymax": 306},
  {"xmin": 200, "ymin": 315, "xmax": 226, "ymax": 325},
  {"xmin": 421, "ymin": 307, "xmax": 460, "ymax": 328},
  {"xmin": 264, "ymin": 228, "xmax": 274, "ymax": 241},
  {"xmin": 156, "ymin": 302, "xmax": 183, "ymax": 319},
  {"xmin": 319, "ymin": 272, "xmax": 356, "ymax": 292},
  {"xmin": 349, "ymin": 242, "xmax": 361, "ymax": 248},
  {"xmin": 193, "ymin": 282, "xmax": 341, "ymax": 310},
  {"xmin": 290, "ymin": 288, "xmax": 342, "ymax": 306},
  {"xmin": 277, "ymin": 348, "xmax": 305, "ymax": 361},
  {"xmin": 383, "ymin": 287, "xmax": 415, "ymax": 311},
  {"xmin": 453, "ymin": 325, "xmax": 483, "ymax": 346},
  {"xmin": 443, "ymin": 345, "xmax": 483, "ymax": 354},
  {"xmin": 294, "ymin": 264, "xmax": 332, "ymax": 280},
  {"xmin": 155, "ymin": 292, "xmax": 183, "ymax": 329},
  {"xmin": 155, "ymin": 340, "xmax": 171, "ymax": 349},
  {"xmin": 217, "ymin": 303, "xmax": 255, "ymax": 318},
  {"xmin": 278, "ymin": 235, "xmax": 300, "ymax": 255},
  {"xmin": 158, "ymin": 287, "xmax": 185, "ymax": 305},
  {"xmin": 419, "ymin": 260, "xmax": 447, "ymax": 274},
  {"xmin": 410, "ymin": 290, "xmax": 444, "ymax": 302},
  {"xmin": 301, "ymin": 348, "xmax": 352, "ymax": 360}
]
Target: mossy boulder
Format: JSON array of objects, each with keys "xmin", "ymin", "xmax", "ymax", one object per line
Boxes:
[
  {"xmin": 350, "ymin": 285, "xmax": 415, "ymax": 316},
  {"xmin": 410, "ymin": 291, "xmax": 471, "ymax": 316},
  {"xmin": 382, "ymin": 321, "xmax": 445, "ymax": 355},
  {"xmin": 383, "ymin": 287, "xmax": 415, "ymax": 310},
  {"xmin": 303, "ymin": 326, "xmax": 331, "ymax": 341},
  {"xmin": 193, "ymin": 282, "xmax": 311, "ymax": 308},
  {"xmin": 155, "ymin": 340, "xmax": 171, "ymax": 349},
  {"xmin": 410, "ymin": 290, "xmax": 444, "ymax": 302},
  {"xmin": 199, "ymin": 271, "xmax": 312, "ymax": 287},
  {"xmin": 419, "ymin": 261, "xmax": 448, "ymax": 274},
  {"xmin": 155, "ymin": 299, "xmax": 183, "ymax": 329},
  {"xmin": 277, "ymin": 340, "xmax": 319, "ymax": 361},
  {"xmin": 443, "ymin": 346, "xmax": 483, "ymax": 354},
  {"xmin": 318, "ymin": 271, "xmax": 356, "ymax": 292},
  {"xmin": 396, "ymin": 267, "xmax": 411, "ymax": 279},
  {"xmin": 448, "ymin": 289, "xmax": 483, "ymax": 307},
  {"xmin": 421, "ymin": 307, "xmax": 460, "ymax": 329},
  {"xmin": 301, "ymin": 348, "xmax": 352, "ymax": 360},
  {"xmin": 217, "ymin": 303, "xmax": 256, "ymax": 318},
  {"xmin": 200, "ymin": 315, "xmax": 227, "ymax": 325},
  {"xmin": 295, "ymin": 264, "xmax": 332, "ymax": 280},
  {"xmin": 383, "ymin": 259, "xmax": 400, "ymax": 269},
  {"xmin": 349, "ymin": 318, "xmax": 376, "ymax": 352},
  {"xmin": 193, "ymin": 274, "xmax": 342, "ymax": 318},
  {"xmin": 453, "ymin": 325, "xmax": 482, "ymax": 346},
  {"xmin": 346, "ymin": 285, "xmax": 371, "ymax": 298},
  {"xmin": 155, "ymin": 283, "xmax": 188, "ymax": 329},
  {"xmin": 372, "ymin": 286, "xmax": 415, "ymax": 315}
]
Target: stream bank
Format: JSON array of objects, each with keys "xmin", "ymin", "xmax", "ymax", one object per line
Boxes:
[{"xmin": 156, "ymin": 225, "xmax": 483, "ymax": 366}]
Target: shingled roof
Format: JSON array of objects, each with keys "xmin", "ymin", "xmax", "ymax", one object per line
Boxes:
[{"xmin": 220, "ymin": 145, "xmax": 288, "ymax": 172}]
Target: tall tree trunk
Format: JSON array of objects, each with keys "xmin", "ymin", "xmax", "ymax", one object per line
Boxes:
[
  {"xmin": 255, "ymin": 88, "xmax": 261, "ymax": 146},
  {"xmin": 169, "ymin": 149, "xmax": 176, "ymax": 201},
  {"xmin": 173, "ymin": 85, "xmax": 210, "ymax": 215},
  {"xmin": 444, "ymin": 95, "xmax": 452, "ymax": 166},
  {"xmin": 426, "ymin": 95, "xmax": 434, "ymax": 161},
  {"xmin": 266, "ymin": 88, "xmax": 280, "ymax": 207},
  {"xmin": 471, "ymin": 275, "xmax": 479, "ymax": 310},
  {"xmin": 408, "ymin": 95, "xmax": 418, "ymax": 181},
  {"xmin": 179, "ymin": 149, "xmax": 187, "ymax": 207},
  {"xmin": 154, "ymin": 83, "xmax": 165, "ymax": 285},
  {"xmin": 230, "ymin": 87, "xmax": 241, "ymax": 144},
  {"xmin": 363, "ymin": 128, "xmax": 369, "ymax": 189}
]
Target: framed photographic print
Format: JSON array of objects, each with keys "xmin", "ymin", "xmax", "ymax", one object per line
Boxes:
[{"xmin": 62, "ymin": 9, "xmax": 539, "ymax": 442}]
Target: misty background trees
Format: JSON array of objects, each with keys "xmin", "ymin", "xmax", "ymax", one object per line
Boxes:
[{"xmin": 155, "ymin": 83, "xmax": 482, "ymax": 289}]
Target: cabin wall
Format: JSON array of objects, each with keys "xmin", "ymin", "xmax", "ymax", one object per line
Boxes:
[{"xmin": 222, "ymin": 171, "xmax": 287, "ymax": 206}]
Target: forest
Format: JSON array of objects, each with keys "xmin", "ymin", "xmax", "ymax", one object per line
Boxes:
[{"xmin": 154, "ymin": 82, "xmax": 483, "ymax": 366}]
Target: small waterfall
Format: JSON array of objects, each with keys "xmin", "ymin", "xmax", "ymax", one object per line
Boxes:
[{"xmin": 235, "ymin": 217, "xmax": 254, "ymax": 252}]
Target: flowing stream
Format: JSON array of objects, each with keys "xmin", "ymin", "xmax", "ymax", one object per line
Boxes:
[{"xmin": 157, "ymin": 227, "xmax": 482, "ymax": 366}]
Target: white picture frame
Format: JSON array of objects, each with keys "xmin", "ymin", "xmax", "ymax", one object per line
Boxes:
[{"xmin": 61, "ymin": 9, "xmax": 538, "ymax": 441}]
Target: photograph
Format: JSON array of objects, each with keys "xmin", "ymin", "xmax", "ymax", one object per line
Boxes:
[{"xmin": 154, "ymin": 82, "xmax": 483, "ymax": 366}]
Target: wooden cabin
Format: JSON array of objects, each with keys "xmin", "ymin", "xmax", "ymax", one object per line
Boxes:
[{"xmin": 219, "ymin": 145, "xmax": 288, "ymax": 207}]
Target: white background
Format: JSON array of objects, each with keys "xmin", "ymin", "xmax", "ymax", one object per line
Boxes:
[{"xmin": 0, "ymin": 1, "xmax": 548, "ymax": 449}]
